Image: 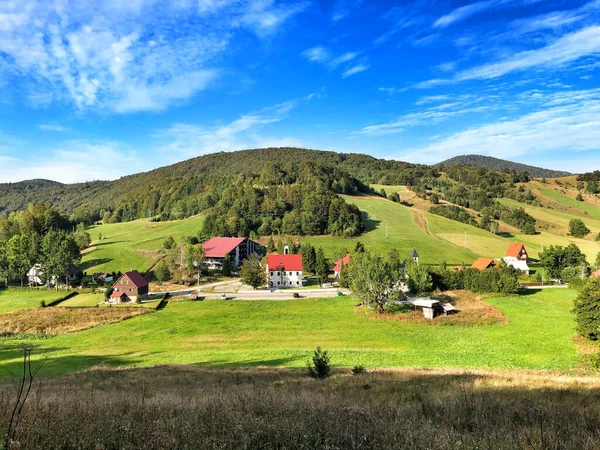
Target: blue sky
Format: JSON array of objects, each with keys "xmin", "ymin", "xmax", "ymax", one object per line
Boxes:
[{"xmin": 0, "ymin": 0, "xmax": 599, "ymax": 182}]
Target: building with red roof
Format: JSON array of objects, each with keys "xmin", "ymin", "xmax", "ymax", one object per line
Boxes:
[
  {"xmin": 110, "ymin": 270, "xmax": 149, "ymax": 303},
  {"xmin": 591, "ymin": 269, "xmax": 600, "ymax": 279},
  {"xmin": 502, "ymin": 243, "xmax": 530, "ymax": 274},
  {"xmin": 333, "ymin": 254, "xmax": 351, "ymax": 280},
  {"xmin": 471, "ymin": 258, "xmax": 501, "ymax": 271},
  {"xmin": 202, "ymin": 237, "xmax": 262, "ymax": 270},
  {"xmin": 266, "ymin": 254, "xmax": 303, "ymax": 288}
]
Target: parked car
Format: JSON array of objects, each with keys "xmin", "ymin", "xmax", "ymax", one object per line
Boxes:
[{"xmin": 292, "ymin": 292, "xmax": 300, "ymax": 298}]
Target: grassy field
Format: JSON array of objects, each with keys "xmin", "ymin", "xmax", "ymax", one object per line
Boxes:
[
  {"xmin": 82, "ymin": 216, "xmax": 205, "ymax": 274},
  {"xmin": 0, "ymin": 289, "xmax": 66, "ymax": 314},
  {"xmin": 537, "ymin": 185, "xmax": 600, "ymax": 220},
  {"xmin": 302, "ymin": 196, "xmax": 479, "ymax": 264},
  {"xmin": 5, "ymin": 365, "xmax": 600, "ymax": 449},
  {"xmin": 0, "ymin": 289, "xmax": 580, "ymax": 376}
]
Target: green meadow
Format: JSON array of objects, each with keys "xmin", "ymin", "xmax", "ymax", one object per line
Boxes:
[
  {"xmin": 302, "ymin": 196, "xmax": 479, "ymax": 264},
  {"xmin": 0, "ymin": 289, "xmax": 580, "ymax": 376},
  {"xmin": 0, "ymin": 289, "xmax": 66, "ymax": 314},
  {"xmin": 82, "ymin": 216, "xmax": 205, "ymax": 274},
  {"xmin": 537, "ymin": 186, "xmax": 600, "ymax": 220}
]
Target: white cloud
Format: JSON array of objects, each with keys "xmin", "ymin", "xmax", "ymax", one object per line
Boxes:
[
  {"xmin": 433, "ymin": 0, "xmax": 496, "ymax": 28},
  {"xmin": 360, "ymin": 98, "xmax": 491, "ymax": 135},
  {"xmin": 0, "ymin": 141, "xmax": 148, "ymax": 183},
  {"xmin": 302, "ymin": 46, "xmax": 330, "ymax": 63},
  {"xmin": 0, "ymin": 0, "xmax": 307, "ymax": 113},
  {"xmin": 331, "ymin": 0, "xmax": 363, "ymax": 23},
  {"xmin": 414, "ymin": 25, "xmax": 600, "ymax": 88},
  {"xmin": 398, "ymin": 88, "xmax": 600, "ymax": 167},
  {"xmin": 37, "ymin": 123, "xmax": 73, "ymax": 132},
  {"xmin": 154, "ymin": 100, "xmax": 299, "ymax": 157},
  {"xmin": 342, "ymin": 64, "xmax": 369, "ymax": 78}
]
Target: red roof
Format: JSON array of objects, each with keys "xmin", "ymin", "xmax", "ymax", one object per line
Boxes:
[
  {"xmin": 592, "ymin": 269, "xmax": 600, "ymax": 279},
  {"xmin": 505, "ymin": 243, "xmax": 526, "ymax": 258},
  {"xmin": 333, "ymin": 254, "xmax": 351, "ymax": 273},
  {"xmin": 113, "ymin": 270, "xmax": 148, "ymax": 289},
  {"xmin": 471, "ymin": 258, "xmax": 500, "ymax": 271},
  {"xmin": 202, "ymin": 237, "xmax": 245, "ymax": 258},
  {"xmin": 267, "ymin": 254, "xmax": 303, "ymax": 271},
  {"xmin": 111, "ymin": 291, "xmax": 126, "ymax": 298}
]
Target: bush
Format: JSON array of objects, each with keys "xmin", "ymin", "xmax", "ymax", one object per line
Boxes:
[
  {"xmin": 573, "ymin": 278, "xmax": 600, "ymax": 340},
  {"xmin": 39, "ymin": 300, "xmax": 46, "ymax": 308},
  {"xmin": 576, "ymin": 193, "xmax": 584, "ymax": 202},
  {"xmin": 352, "ymin": 365, "xmax": 366, "ymax": 375},
  {"xmin": 569, "ymin": 219, "xmax": 590, "ymax": 238},
  {"xmin": 307, "ymin": 347, "xmax": 331, "ymax": 379},
  {"xmin": 154, "ymin": 261, "xmax": 171, "ymax": 282},
  {"xmin": 163, "ymin": 236, "xmax": 176, "ymax": 250}
]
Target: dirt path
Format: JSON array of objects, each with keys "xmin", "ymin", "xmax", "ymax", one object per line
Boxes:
[{"xmin": 411, "ymin": 209, "xmax": 432, "ymax": 235}]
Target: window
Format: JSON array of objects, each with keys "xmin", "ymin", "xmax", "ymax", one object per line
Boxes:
[
  {"xmin": 129, "ymin": 288, "xmax": 134, "ymax": 292},
  {"xmin": 289, "ymin": 272, "xmax": 292, "ymax": 276},
  {"xmin": 296, "ymin": 272, "xmax": 299, "ymax": 276},
  {"xmin": 270, "ymin": 272, "xmax": 274, "ymax": 277}
]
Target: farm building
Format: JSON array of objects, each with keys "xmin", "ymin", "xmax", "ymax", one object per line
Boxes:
[
  {"xmin": 405, "ymin": 297, "xmax": 457, "ymax": 320},
  {"xmin": 110, "ymin": 270, "xmax": 149, "ymax": 303},
  {"xmin": 471, "ymin": 258, "xmax": 501, "ymax": 271},
  {"xmin": 591, "ymin": 269, "xmax": 600, "ymax": 279},
  {"xmin": 267, "ymin": 254, "xmax": 303, "ymax": 288},
  {"xmin": 502, "ymin": 243, "xmax": 530, "ymax": 274},
  {"xmin": 202, "ymin": 237, "xmax": 263, "ymax": 270},
  {"xmin": 332, "ymin": 254, "xmax": 351, "ymax": 280}
]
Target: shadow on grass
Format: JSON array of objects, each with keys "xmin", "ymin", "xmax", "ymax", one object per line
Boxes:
[
  {"xmin": 92, "ymin": 241, "xmax": 125, "ymax": 247},
  {"xmin": 79, "ymin": 258, "xmax": 113, "ymax": 272},
  {"xmin": 361, "ymin": 211, "xmax": 382, "ymax": 233}
]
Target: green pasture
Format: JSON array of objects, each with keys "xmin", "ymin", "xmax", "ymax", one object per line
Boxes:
[
  {"xmin": 537, "ymin": 186, "xmax": 600, "ymax": 220},
  {"xmin": 301, "ymin": 196, "xmax": 478, "ymax": 264},
  {"xmin": 0, "ymin": 289, "xmax": 67, "ymax": 314},
  {"xmin": 0, "ymin": 289, "xmax": 580, "ymax": 376},
  {"xmin": 81, "ymin": 216, "xmax": 205, "ymax": 274}
]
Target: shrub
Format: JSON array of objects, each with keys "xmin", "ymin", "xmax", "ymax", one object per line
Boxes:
[
  {"xmin": 573, "ymin": 278, "xmax": 600, "ymax": 340},
  {"xmin": 307, "ymin": 347, "xmax": 331, "ymax": 379},
  {"xmin": 569, "ymin": 219, "xmax": 591, "ymax": 238},
  {"xmin": 352, "ymin": 365, "xmax": 366, "ymax": 375},
  {"xmin": 39, "ymin": 300, "xmax": 46, "ymax": 308},
  {"xmin": 576, "ymin": 193, "xmax": 584, "ymax": 202},
  {"xmin": 163, "ymin": 236, "xmax": 176, "ymax": 250},
  {"xmin": 154, "ymin": 261, "xmax": 171, "ymax": 282}
]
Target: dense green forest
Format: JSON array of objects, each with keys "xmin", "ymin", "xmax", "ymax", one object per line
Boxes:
[
  {"xmin": 0, "ymin": 148, "xmax": 543, "ymax": 236},
  {"xmin": 438, "ymin": 154, "xmax": 571, "ymax": 178}
]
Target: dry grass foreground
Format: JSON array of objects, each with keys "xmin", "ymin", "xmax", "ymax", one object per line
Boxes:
[
  {"xmin": 0, "ymin": 307, "xmax": 151, "ymax": 335},
  {"xmin": 356, "ymin": 290, "xmax": 507, "ymax": 326},
  {"xmin": 3, "ymin": 365, "xmax": 600, "ymax": 449}
]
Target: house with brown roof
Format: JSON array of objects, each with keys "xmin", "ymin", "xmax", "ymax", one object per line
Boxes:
[
  {"xmin": 202, "ymin": 237, "xmax": 262, "ymax": 270},
  {"xmin": 502, "ymin": 243, "xmax": 530, "ymax": 274},
  {"xmin": 110, "ymin": 270, "xmax": 149, "ymax": 303},
  {"xmin": 471, "ymin": 258, "xmax": 501, "ymax": 271}
]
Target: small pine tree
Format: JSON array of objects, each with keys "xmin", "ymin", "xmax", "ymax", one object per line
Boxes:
[
  {"xmin": 267, "ymin": 236, "xmax": 276, "ymax": 253},
  {"xmin": 430, "ymin": 193, "xmax": 439, "ymax": 204},
  {"xmin": 307, "ymin": 347, "xmax": 331, "ymax": 379},
  {"xmin": 576, "ymin": 193, "xmax": 584, "ymax": 202},
  {"xmin": 569, "ymin": 219, "xmax": 590, "ymax": 238},
  {"xmin": 222, "ymin": 257, "xmax": 232, "ymax": 276}
]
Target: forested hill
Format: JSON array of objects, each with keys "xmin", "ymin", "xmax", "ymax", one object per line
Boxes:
[
  {"xmin": 437, "ymin": 155, "xmax": 571, "ymax": 178},
  {"xmin": 0, "ymin": 148, "xmax": 434, "ymax": 219}
]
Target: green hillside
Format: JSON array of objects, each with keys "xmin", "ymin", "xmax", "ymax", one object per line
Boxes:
[{"xmin": 82, "ymin": 216, "xmax": 205, "ymax": 274}]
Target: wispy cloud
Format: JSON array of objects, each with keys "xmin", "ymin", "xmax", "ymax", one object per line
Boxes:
[
  {"xmin": 342, "ymin": 64, "xmax": 369, "ymax": 78},
  {"xmin": 0, "ymin": 140, "xmax": 146, "ymax": 183},
  {"xmin": 37, "ymin": 123, "xmax": 73, "ymax": 133},
  {"xmin": 398, "ymin": 88, "xmax": 600, "ymax": 168},
  {"xmin": 414, "ymin": 25, "xmax": 600, "ymax": 88},
  {"xmin": 0, "ymin": 0, "xmax": 307, "ymax": 113},
  {"xmin": 359, "ymin": 97, "xmax": 492, "ymax": 135},
  {"xmin": 302, "ymin": 45, "xmax": 362, "ymax": 75},
  {"xmin": 433, "ymin": 0, "xmax": 496, "ymax": 28},
  {"xmin": 154, "ymin": 100, "xmax": 299, "ymax": 157},
  {"xmin": 331, "ymin": 0, "xmax": 363, "ymax": 22}
]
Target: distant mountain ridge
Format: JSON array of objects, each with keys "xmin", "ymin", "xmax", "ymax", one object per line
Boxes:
[{"xmin": 436, "ymin": 155, "xmax": 572, "ymax": 178}]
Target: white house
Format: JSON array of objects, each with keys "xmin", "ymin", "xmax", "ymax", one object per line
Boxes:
[
  {"xmin": 502, "ymin": 243, "xmax": 530, "ymax": 274},
  {"xmin": 27, "ymin": 264, "xmax": 77, "ymax": 286},
  {"xmin": 267, "ymin": 254, "xmax": 303, "ymax": 288}
]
